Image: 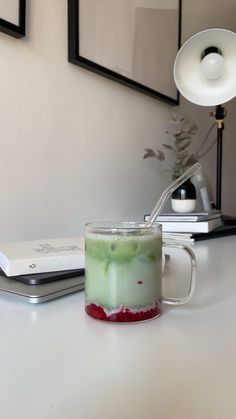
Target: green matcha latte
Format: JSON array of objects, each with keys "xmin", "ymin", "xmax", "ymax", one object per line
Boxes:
[{"xmin": 85, "ymin": 222, "xmax": 162, "ymax": 322}]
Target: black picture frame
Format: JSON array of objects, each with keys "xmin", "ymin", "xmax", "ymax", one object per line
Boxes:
[
  {"xmin": 68, "ymin": 0, "xmax": 181, "ymax": 105},
  {"xmin": 0, "ymin": 0, "xmax": 26, "ymax": 39}
]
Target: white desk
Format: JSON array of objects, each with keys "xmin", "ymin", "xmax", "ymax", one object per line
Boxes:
[{"xmin": 0, "ymin": 236, "xmax": 236, "ymax": 419}]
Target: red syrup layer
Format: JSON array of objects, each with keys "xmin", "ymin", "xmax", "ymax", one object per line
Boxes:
[{"xmin": 86, "ymin": 303, "xmax": 161, "ymax": 322}]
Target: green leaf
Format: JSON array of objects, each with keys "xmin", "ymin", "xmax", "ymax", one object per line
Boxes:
[
  {"xmin": 186, "ymin": 154, "xmax": 198, "ymax": 165},
  {"xmin": 181, "ymin": 119, "xmax": 198, "ymax": 135},
  {"xmin": 175, "ymin": 133, "xmax": 191, "ymax": 140},
  {"xmin": 176, "ymin": 149, "xmax": 189, "ymax": 159},
  {"xmin": 162, "ymin": 144, "xmax": 175, "ymax": 151},
  {"xmin": 181, "ymin": 156, "xmax": 192, "ymax": 167},
  {"xmin": 156, "ymin": 150, "xmax": 165, "ymax": 161},
  {"xmin": 176, "ymin": 138, "xmax": 191, "ymax": 150},
  {"xmin": 144, "ymin": 148, "xmax": 154, "ymax": 153},
  {"xmin": 143, "ymin": 148, "xmax": 156, "ymax": 159},
  {"xmin": 143, "ymin": 148, "xmax": 166, "ymax": 161}
]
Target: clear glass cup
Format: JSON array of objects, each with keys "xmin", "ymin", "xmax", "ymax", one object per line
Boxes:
[{"xmin": 85, "ymin": 221, "xmax": 197, "ymax": 323}]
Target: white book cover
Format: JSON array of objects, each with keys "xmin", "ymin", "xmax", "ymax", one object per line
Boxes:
[
  {"xmin": 157, "ymin": 217, "xmax": 222, "ymax": 233},
  {"xmin": 145, "ymin": 211, "xmax": 221, "ymax": 223},
  {"xmin": 157, "ymin": 211, "xmax": 221, "ymax": 222},
  {"xmin": 0, "ymin": 237, "xmax": 85, "ymax": 276}
]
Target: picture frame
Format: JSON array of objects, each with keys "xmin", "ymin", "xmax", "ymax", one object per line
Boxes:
[
  {"xmin": 68, "ymin": 0, "xmax": 181, "ymax": 105},
  {"xmin": 0, "ymin": 0, "xmax": 26, "ymax": 39}
]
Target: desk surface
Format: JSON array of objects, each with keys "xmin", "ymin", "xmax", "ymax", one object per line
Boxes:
[{"xmin": 0, "ymin": 236, "xmax": 236, "ymax": 419}]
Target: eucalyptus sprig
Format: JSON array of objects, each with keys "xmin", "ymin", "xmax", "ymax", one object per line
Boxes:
[{"xmin": 144, "ymin": 113, "xmax": 198, "ymax": 180}]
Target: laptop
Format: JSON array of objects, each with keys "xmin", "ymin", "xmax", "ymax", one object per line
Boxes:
[{"xmin": 0, "ymin": 272, "xmax": 85, "ymax": 303}]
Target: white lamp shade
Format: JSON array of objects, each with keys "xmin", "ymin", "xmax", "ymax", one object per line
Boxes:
[{"xmin": 173, "ymin": 28, "xmax": 236, "ymax": 106}]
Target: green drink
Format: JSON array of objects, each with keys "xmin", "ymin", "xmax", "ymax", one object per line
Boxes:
[{"xmin": 85, "ymin": 222, "xmax": 162, "ymax": 322}]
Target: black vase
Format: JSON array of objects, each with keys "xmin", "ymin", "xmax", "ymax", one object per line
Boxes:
[{"xmin": 171, "ymin": 179, "xmax": 197, "ymax": 213}]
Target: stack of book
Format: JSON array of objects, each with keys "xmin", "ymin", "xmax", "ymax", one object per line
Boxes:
[
  {"xmin": 0, "ymin": 237, "xmax": 85, "ymax": 277},
  {"xmin": 0, "ymin": 237, "xmax": 85, "ymax": 302},
  {"xmin": 145, "ymin": 211, "xmax": 222, "ymax": 234}
]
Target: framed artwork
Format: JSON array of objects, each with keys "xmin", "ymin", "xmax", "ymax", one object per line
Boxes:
[
  {"xmin": 0, "ymin": 0, "xmax": 26, "ymax": 38},
  {"xmin": 68, "ymin": 0, "xmax": 181, "ymax": 105}
]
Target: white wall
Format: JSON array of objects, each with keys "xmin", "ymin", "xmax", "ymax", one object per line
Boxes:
[{"xmin": 0, "ymin": 0, "xmax": 235, "ymax": 242}]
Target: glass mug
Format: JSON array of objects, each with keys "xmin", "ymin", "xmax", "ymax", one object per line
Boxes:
[{"xmin": 85, "ymin": 222, "xmax": 197, "ymax": 323}]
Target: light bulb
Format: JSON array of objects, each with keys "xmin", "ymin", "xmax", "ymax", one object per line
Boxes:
[{"xmin": 200, "ymin": 52, "xmax": 224, "ymax": 80}]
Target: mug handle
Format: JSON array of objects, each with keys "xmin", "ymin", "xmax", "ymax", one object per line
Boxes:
[{"xmin": 161, "ymin": 242, "xmax": 197, "ymax": 305}]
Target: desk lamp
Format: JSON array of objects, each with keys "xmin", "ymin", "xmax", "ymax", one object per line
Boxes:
[{"xmin": 173, "ymin": 28, "xmax": 236, "ymax": 239}]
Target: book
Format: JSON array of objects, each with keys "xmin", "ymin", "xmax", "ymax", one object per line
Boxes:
[
  {"xmin": 0, "ymin": 237, "xmax": 85, "ymax": 277},
  {"xmin": 153, "ymin": 216, "xmax": 222, "ymax": 233},
  {"xmin": 145, "ymin": 210, "xmax": 221, "ymax": 223},
  {"xmin": 163, "ymin": 232, "xmax": 194, "ymax": 245}
]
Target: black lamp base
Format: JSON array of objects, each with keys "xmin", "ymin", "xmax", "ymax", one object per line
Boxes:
[{"xmin": 193, "ymin": 215, "xmax": 236, "ymax": 241}]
